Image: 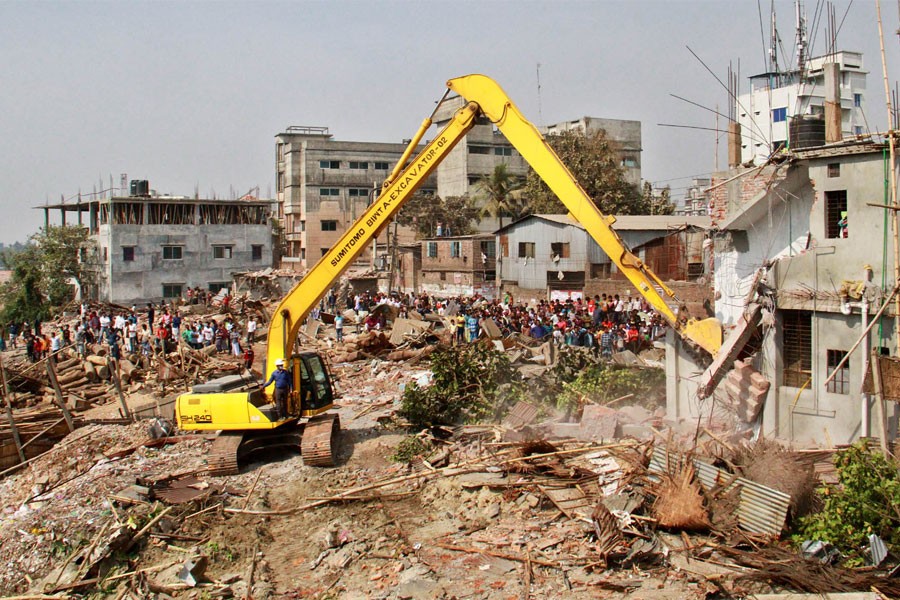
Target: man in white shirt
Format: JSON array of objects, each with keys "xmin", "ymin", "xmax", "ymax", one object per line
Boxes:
[{"xmin": 246, "ymin": 317, "xmax": 257, "ymax": 345}]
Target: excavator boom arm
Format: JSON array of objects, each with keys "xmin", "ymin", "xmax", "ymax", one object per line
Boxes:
[
  {"xmin": 265, "ymin": 101, "xmax": 481, "ymax": 378},
  {"xmin": 447, "ymin": 75, "xmax": 720, "ymax": 357},
  {"xmin": 265, "ymin": 74, "xmax": 721, "ymax": 383}
]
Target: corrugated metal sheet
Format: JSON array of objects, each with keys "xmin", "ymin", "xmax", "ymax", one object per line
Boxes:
[{"xmin": 649, "ymin": 447, "xmax": 790, "ymax": 537}]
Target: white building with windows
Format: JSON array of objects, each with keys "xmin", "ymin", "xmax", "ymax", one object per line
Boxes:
[
  {"xmin": 38, "ymin": 191, "xmax": 274, "ymax": 304},
  {"xmin": 737, "ymin": 50, "xmax": 869, "ymax": 165}
]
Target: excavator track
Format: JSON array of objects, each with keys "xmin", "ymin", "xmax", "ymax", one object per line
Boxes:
[
  {"xmin": 206, "ymin": 424, "xmax": 305, "ymax": 477},
  {"xmin": 207, "ymin": 432, "xmax": 244, "ymax": 476},
  {"xmin": 301, "ymin": 414, "xmax": 340, "ymax": 467}
]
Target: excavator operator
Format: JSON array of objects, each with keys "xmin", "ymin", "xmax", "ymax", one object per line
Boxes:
[{"xmin": 261, "ymin": 358, "xmax": 292, "ymax": 419}]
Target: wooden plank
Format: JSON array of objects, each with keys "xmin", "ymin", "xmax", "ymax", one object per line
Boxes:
[{"xmin": 46, "ymin": 355, "xmax": 75, "ymax": 432}]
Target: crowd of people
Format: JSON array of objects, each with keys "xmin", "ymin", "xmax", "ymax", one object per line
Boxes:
[
  {"xmin": 343, "ymin": 289, "xmax": 671, "ymax": 357},
  {"xmin": 5, "ymin": 300, "xmax": 258, "ymax": 373},
  {"xmin": 2, "ymin": 286, "xmax": 669, "ymax": 369}
]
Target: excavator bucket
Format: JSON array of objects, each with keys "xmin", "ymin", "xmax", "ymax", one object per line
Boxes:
[{"xmin": 680, "ymin": 318, "xmax": 722, "ymax": 358}]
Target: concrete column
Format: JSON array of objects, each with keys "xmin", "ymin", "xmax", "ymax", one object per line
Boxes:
[
  {"xmin": 824, "ymin": 62, "xmax": 842, "ymax": 143},
  {"xmin": 728, "ymin": 122, "xmax": 742, "ymax": 167}
]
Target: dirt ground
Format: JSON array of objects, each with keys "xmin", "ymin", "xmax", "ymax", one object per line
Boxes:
[{"xmin": 0, "ymin": 348, "xmax": 735, "ymax": 599}]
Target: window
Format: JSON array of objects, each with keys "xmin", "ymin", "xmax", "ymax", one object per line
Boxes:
[
  {"xmin": 772, "ymin": 107, "xmax": 787, "ymax": 123},
  {"xmin": 208, "ymin": 282, "xmax": 229, "ymax": 293},
  {"xmin": 213, "ymin": 245, "xmax": 233, "ymax": 259},
  {"xmin": 348, "ymin": 161, "xmax": 368, "ymax": 170},
  {"xmin": 826, "ymin": 349, "xmax": 850, "ymax": 394},
  {"xmin": 162, "ymin": 245, "xmax": 183, "ymax": 260},
  {"xmin": 621, "ymin": 157, "xmax": 638, "ymax": 168},
  {"xmin": 550, "ymin": 242, "xmax": 570, "ymax": 259},
  {"xmin": 321, "ymin": 248, "xmax": 329, "ymax": 256},
  {"xmin": 349, "ymin": 188, "xmax": 370, "ymax": 198},
  {"xmin": 480, "ymin": 240, "xmax": 496, "ymax": 258},
  {"xmin": 122, "ymin": 246, "xmax": 134, "ymax": 262},
  {"xmin": 825, "ymin": 190, "xmax": 848, "ymax": 239},
  {"xmin": 468, "ymin": 145, "xmax": 491, "ymax": 155},
  {"xmin": 301, "ymin": 248, "xmax": 306, "ymax": 260},
  {"xmin": 321, "ymin": 220, "xmax": 338, "ymax": 231},
  {"xmin": 518, "ymin": 242, "xmax": 535, "ymax": 259},
  {"xmin": 374, "ymin": 161, "xmax": 390, "ymax": 170},
  {"xmin": 319, "ymin": 188, "xmax": 340, "ymax": 197},
  {"xmin": 782, "ymin": 310, "xmax": 812, "ymax": 388},
  {"xmin": 687, "ymin": 263, "xmax": 704, "ymax": 280},
  {"xmin": 450, "ymin": 241, "xmax": 461, "ymax": 258},
  {"xmin": 827, "ymin": 163, "xmax": 841, "ymax": 178},
  {"xmin": 854, "ymin": 93, "xmax": 862, "ymax": 107},
  {"xmin": 494, "ymin": 146, "xmax": 512, "ymax": 156},
  {"xmin": 277, "ymin": 172, "xmax": 285, "ymax": 192},
  {"xmin": 427, "ymin": 242, "xmax": 438, "ymax": 258},
  {"xmin": 319, "ymin": 160, "xmax": 340, "ymax": 169},
  {"xmin": 162, "ymin": 284, "xmax": 183, "ymax": 298},
  {"xmin": 251, "ymin": 245, "xmax": 263, "ymax": 260},
  {"xmin": 103, "ymin": 247, "xmax": 108, "ymax": 262}
]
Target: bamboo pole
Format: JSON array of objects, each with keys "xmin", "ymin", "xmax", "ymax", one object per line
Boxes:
[
  {"xmin": 823, "ymin": 282, "xmax": 900, "ymax": 388},
  {"xmin": 45, "ymin": 355, "xmax": 75, "ymax": 432},
  {"xmin": 0, "ymin": 357, "xmax": 25, "ymax": 463},
  {"xmin": 876, "ymin": 0, "xmax": 900, "ymax": 353},
  {"xmin": 108, "ymin": 358, "xmax": 132, "ymax": 421},
  {"xmin": 871, "ymin": 349, "xmax": 891, "ymax": 455}
]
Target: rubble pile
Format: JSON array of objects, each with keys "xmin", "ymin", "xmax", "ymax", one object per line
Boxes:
[{"xmin": 0, "ymin": 302, "xmax": 898, "ymax": 598}]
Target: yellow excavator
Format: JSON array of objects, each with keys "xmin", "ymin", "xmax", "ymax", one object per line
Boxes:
[{"xmin": 175, "ymin": 74, "xmax": 723, "ymax": 475}]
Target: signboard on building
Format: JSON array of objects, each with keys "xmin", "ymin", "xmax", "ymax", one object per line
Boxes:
[{"xmin": 550, "ymin": 289, "xmax": 583, "ymax": 302}]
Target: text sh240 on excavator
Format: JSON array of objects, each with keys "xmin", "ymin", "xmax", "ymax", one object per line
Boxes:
[{"xmin": 175, "ymin": 74, "xmax": 724, "ymax": 476}]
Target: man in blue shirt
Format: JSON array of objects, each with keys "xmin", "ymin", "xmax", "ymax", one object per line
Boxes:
[{"xmin": 262, "ymin": 358, "xmax": 292, "ymax": 420}]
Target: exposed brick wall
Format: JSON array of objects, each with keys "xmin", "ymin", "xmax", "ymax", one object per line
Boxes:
[{"xmin": 708, "ymin": 167, "xmax": 785, "ymax": 227}]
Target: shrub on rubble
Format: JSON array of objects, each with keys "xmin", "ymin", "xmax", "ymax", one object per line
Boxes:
[
  {"xmin": 556, "ymin": 362, "xmax": 665, "ymax": 413},
  {"xmin": 399, "ymin": 342, "xmax": 522, "ymax": 429},
  {"xmin": 794, "ymin": 440, "xmax": 900, "ymax": 565}
]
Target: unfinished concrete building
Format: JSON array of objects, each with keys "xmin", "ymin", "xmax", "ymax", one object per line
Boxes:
[{"xmin": 38, "ymin": 190, "xmax": 274, "ymax": 305}]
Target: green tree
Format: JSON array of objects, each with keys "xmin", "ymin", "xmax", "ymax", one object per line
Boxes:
[
  {"xmin": 477, "ymin": 164, "xmax": 524, "ymax": 229},
  {"xmin": 0, "ymin": 225, "xmax": 96, "ymax": 324},
  {"xmin": 395, "ymin": 192, "xmax": 479, "ymax": 238},
  {"xmin": 0, "ymin": 245, "xmax": 47, "ymax": 324},
  {"xmin": 522, "ymin": 129, "xmax": 648, "ymax": 215},
  {"xmin": 642, "ymin": 181, "xmax": 676, "ymax": 215}
]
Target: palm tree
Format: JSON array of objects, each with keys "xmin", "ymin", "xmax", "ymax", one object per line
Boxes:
[{"xmin": 477, "ymin": 164, "xmax": 523, "ymax": 229}]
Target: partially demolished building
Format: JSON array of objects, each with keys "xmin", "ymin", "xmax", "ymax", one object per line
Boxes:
[{"xmin": 668, "ymin": 140, "xmax": 899, "ymax": 445}]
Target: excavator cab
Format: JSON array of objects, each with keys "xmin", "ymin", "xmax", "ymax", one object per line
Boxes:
[{"xmin": 293, "ymin": 351, "xmax": 335, "ymax": 417}]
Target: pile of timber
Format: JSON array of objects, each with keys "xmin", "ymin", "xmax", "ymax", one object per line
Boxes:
[{"xmin": 0, "ymin": 405, "xmax": 80, "ymax": 473}]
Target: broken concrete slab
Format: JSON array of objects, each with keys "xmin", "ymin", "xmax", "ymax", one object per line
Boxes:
[
  {"xmin": 579, "ymin": 405, "xmax": 621, "ymax": 441},
  {"xmin": 698, "ymin": 303, "xmax": 762, "ymax": 399}
]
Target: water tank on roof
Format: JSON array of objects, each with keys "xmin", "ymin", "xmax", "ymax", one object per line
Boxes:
[
  {"xmin": 789, "ymin": 115, "xmax": 826, "ymax": 150},
  {"xmin": 129, "ymin": 179, "xmax": 150, "ymax": 197}
]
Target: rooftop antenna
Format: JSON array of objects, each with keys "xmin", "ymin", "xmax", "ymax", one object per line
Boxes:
[
  {"xmin": 536, "ymin": 62, "xmax": 544, "ymax": 127},
  {"xmin": 795, "ymin": 0, "xmax": 807, "ymax": 78},
  {"xmin": 769, "ymin": 0, "xmax": 779, "ymax": 73}
]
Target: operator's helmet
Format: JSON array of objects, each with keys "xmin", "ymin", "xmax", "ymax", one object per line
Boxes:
[{"xmin": 275, "ymin": 358, "xmax": 285, "ymax": 367}]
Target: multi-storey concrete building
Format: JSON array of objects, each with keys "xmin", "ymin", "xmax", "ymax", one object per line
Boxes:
[
  {"xmin": 737, "ymin": 50, "xmax": 869, "ymax": 165},
  {"xmin": 38, "ymin": 190, "xmax": 273, "ymax": 305},
  {"xmin": 274, "ymin": 126, "xmax": 434, "ymax": 271},
  {"xmin": 276, "ymin": 104, "xmax": 642, "ymax": 269}
]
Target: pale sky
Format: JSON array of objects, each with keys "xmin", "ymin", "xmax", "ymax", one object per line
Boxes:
[{"xmin": 1, "ymin": 0, "xmax": 897, "ymax": 244}]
